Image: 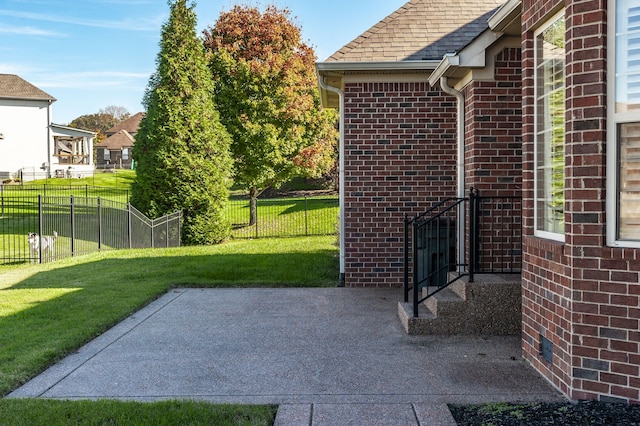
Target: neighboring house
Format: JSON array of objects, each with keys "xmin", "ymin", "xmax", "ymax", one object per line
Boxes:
[
  {"xmin": 317, "ymin": 0, "xmax": 640, "ymax": 403},
  {"xmin": 96, "ymin": 112, "xmax": 144, "ymax": 170},
  {"xmin": 0, "ymin": 74, "xmax": 95, "ymax": 181}
]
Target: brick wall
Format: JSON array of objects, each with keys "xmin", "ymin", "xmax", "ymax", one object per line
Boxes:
[
  {"xmin": 522, "ymin": 0, "xmax": 640, "ymax": 402},
  {"xmin": 462, "ymin": 47, "xmax": 523, "ymax": 273},
  {"xmin": 464, "ymin": 48, "xmax": 523, "ymax": 196},
  {"xmin": 342, "ymin": 81, "xmax": 457, "ymax": 287}
]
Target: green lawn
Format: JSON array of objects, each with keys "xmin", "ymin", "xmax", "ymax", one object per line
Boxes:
[
  {"xmin": 0, "ymin": 236, "xmax": 338, "ymax": 424},
  {"xmin": 0, "ymin": 399, "xmax": 276, "ymax": 426},
  {"xmin": 21, "ymin": 170, "xmax": 136, "ymax": 190},
  {"xmin": 227, "ymin": 196, "xmax": 338, "ymax": 238}
]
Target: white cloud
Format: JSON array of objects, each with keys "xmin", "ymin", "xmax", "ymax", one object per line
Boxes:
[
  {"xmin": 0, "ymin": 9, "xmax": 164, "ymax": 32},
  {"xmin": 0, "ymin": 24, "xmax": 65, "ymax": 37},
  {"xmin": 33, "ymin": 71, "xmax": 151, "ymax": 90},
  {"xmin": 0, "ymin": 63, "xmax": 42, "ymax": 75}
]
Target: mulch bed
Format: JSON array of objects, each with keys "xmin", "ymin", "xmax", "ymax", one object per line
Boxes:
[{"xmin": 449, "ymin": 401, "xmax": 640, "ymax": 425}]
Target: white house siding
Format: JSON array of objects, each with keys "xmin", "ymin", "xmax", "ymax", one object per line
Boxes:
[{"xmin": 0, "ymin": 98, "xmax": 51, "ymax": 181}]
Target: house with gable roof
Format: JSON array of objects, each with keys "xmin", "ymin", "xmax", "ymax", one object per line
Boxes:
[
  {"xmin": 96, "ymin": 112, "xmax": 145, "ymax": 170},
  {"xmin": 318, "ymin": 0, "xmax": 640, "ymax": 404},
  {"xmin": 0, "ymin": 74, "xmax": 95, "ymax": 181}
]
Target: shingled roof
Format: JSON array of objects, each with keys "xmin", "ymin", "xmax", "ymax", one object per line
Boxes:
[
  {"xmin": 105, "ymin": 112, "xmax": 145, "ymax": 136},
  {"xmin": 0, "ymin": 74, "xmax": 56, "ymax": 101},
  {"xmin": 102, "ymin": 129, "xmax": 135, "ymax": 150},
  {"xmin": 325, "ymin": 0, "xmax": 504, "ymax": 62}
]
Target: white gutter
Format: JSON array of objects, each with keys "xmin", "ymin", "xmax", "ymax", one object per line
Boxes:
[
  {"xmin": 317, "ymin": 72, "xmax": 346, "ymax": 286},
  {"xmin": 439, "ymin": 76, "xmax": 466, "ymax": 273},
  {"xmin": 316, "ymin": 60, "xmax": 440, "ymax": 73}
]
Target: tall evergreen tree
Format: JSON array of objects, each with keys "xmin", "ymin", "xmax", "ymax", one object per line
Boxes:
[{"xmin": 131, "ymin": 0, "xmax": 232, "ymax": 245}]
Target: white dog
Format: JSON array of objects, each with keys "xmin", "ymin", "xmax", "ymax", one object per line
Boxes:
[{"xmin": 28, "ymin": 231, "xmax": 58, "ymax": 263}]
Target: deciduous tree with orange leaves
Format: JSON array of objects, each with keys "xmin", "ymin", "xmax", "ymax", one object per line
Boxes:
[{"xmin": 203, "ymin": 5, "xmax": 337, "ymax": 225}]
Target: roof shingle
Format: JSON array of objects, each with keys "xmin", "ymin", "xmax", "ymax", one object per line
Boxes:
[
  {"xmin": 105, "ymin": 112, "xmax": 145, "ymax": 136},
  {"xmin": 0, "ymin": 74, "xmax": 56, "ymax": 101},
  {"xmin": 326, "ymin": 0, "xmax": 505, "ymax": 62},
  {"xmin": 101, "ymin": 129, "xmax": 135, "ymax": 150}
]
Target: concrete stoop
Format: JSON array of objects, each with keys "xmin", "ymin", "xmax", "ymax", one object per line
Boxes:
[{"xmin": 398, "ymin": 274, "xmax": 521, "ymax": 335}]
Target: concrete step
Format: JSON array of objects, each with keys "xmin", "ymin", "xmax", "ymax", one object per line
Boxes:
[
  {"xmin": 398, "ymin": 273, "xmax": 521, "ymax": 336},
  {"xmin": 423, "ymin": 287, "xmax": 464, "ymax": 317}
]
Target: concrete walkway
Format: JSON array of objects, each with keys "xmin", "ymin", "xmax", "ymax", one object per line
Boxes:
[{"xmin": 9, "ymin": 288, "xmax": 564, "ymax": 425}]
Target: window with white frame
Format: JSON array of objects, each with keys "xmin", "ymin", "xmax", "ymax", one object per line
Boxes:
[
  {"xmin": 103, "ymin": 148, "xmax": 110, "ymax": 161},
  {"xmin": 608, "ymin": 0, "xmax": 640, "ymax": 246},
  {"xmin": 534, "ymin": 10, "xmax": 566, "ymax": 240},
  {"xmin": 122, "ymin": 148, "xmax": 129, "ymax": 161}
]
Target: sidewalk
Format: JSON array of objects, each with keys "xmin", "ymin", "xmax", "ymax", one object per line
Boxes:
[{"xmin": 9, "ymin": 288, "xmax": 564, "ymax": 425}]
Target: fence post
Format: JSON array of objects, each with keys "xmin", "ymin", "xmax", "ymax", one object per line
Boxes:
[
  {"xmin": 255, "ymin": 198, "xmax": 259, "ymax": 239},
  {"xmin": 97, "ymin": 197, "xmax": 102, "ymax": 251},
  {"xmin": 178, "ymin": 211, "xmax": 182, "ymax": 246},
  {"xmin": 304, "ymin": 197, "xmax": 309, "ymax": 236},
  {"xmin": 127, "ymin": 203, "xmax": 132, "ymax": 249},
  {"xmin": 38, "ymin": 195, "xmax": 43, "ymax": 263},
  {"xmin": 1, "ymin": 184, "xmax": 4, "ymax": 218},
  {"xmin": 70, "ymin": 195, "xmax": 75, "ymax": 257}
]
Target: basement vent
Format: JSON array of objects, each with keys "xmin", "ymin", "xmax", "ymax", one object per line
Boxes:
[{"xmin": 540, "ymin": 335, "xmax": 553, "ymax": 364}]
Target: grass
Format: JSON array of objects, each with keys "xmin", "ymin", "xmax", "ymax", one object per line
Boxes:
[
  {"xmin": 21, "ymin": 170, "xmax": 136, "ymax": 189},
  {"xmin": 0, "ymin": 399, "xmax": 276, "ymax": 425},
  {"xmin": 227, "ymin": 196, "xmax": 338, "ymax": 238},
  {"xmin": 0, "ymin": 235, "xmax": 338, "ymax": 424}
]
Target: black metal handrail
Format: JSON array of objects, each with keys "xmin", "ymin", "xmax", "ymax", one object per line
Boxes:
[
  {"xmin": 404, "ymin": 197, "xmax": 466, "ymax": 317},
  {"xmin": 404, "ymin": 188, "xmax": 522, "ymax": 317}
]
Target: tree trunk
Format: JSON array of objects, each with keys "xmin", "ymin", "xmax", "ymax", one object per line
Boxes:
[{"xmin": 249, "ymin": 187, "xmax": 258, "ymax": 226}]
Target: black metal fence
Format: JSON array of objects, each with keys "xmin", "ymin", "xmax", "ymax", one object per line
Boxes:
[
  {"xmin": 1, "ymin": 191, "xmax": 181, "ymax": 264},
  {"xmin": 226, "ymin": 196, "xmax": 339, "ymax": 238}
]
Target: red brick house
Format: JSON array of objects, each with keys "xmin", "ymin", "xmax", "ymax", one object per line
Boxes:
[{"xmin": 317, "ymin": 0, "xmax": 640, "ymax": 403}]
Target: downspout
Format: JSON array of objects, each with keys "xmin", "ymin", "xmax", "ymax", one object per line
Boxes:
[
  {"xmin": 439, "ymin": 77, "xmax": 466, "ymax": 273},
  {"xmin": 317, "ymin": 72, "xmax": 346, "ymax": 286}
]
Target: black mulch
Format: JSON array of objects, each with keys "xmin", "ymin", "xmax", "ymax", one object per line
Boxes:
[{"xmin": 449, "ymin": 401, "xmax": 640, "ymax": 425}]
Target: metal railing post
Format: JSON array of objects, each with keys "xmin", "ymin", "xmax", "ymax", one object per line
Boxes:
[
  {"xmin": 412, "ymin": 222, "xmax": 420, "ymax": 317},
  {"xmin": 469, "ymin": 188, "xmax": 476, "ymax": 283},
  {"xmin": 404, "ymin": 214, "xmax": 410, "ymax": 303}
]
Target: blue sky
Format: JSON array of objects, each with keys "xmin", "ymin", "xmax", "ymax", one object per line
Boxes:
[{"xmin": 0, "ymin": 0, "xmax": 407, "ymax": 124}]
